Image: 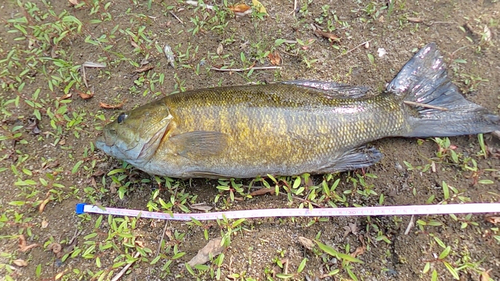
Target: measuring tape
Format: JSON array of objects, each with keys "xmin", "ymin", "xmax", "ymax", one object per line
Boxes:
[{"xmin": 76, "ymin": 203, "xmax": 500, "ymax": 221}]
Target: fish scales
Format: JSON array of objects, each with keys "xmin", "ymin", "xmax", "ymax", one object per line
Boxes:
[
  {"xmin": 148, "ymin": 84, "xmax": 406, "ymax": 177},
  {"xmin": 95, "ymin": 43, "xmax": 500, "ymax": 178}
]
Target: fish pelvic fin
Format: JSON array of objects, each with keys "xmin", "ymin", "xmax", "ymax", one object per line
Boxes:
[
  {"xmin": 316, "ymin": 146, "xmax": 382, "ymax": 174},
  {"xmin": 388, "ymin": 42, "xmax": 500, "ymax": 137}
]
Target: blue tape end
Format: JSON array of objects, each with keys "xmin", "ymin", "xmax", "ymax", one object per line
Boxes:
[{"xmin": 75, "ymin": 203, "xmax": 87, "ymax": 214}]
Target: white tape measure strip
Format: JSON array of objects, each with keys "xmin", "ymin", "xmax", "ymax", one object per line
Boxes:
[{"xmin": 76, "ymin": 203, "xmax": 500, "ymax": 221}]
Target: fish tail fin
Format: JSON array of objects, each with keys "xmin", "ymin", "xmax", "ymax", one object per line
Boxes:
[{"xmin": 388, "ymin": 42, "xmax": 500, "ymax": 138}]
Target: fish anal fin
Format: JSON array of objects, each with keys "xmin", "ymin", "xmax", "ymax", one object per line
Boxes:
[
  {"xmin": 170, "ymin": 131, "xmax": 229, "ymax": 159},
  {"xmin": 317, "ymin": 146, "xmax": 382, "ymax": 173},
  {"xmin": 282, "ymin": 80, "xmax": 370, "ymax": 99},
  {"xmin": 186, "ymin": 171, "xmax": 228, "ymax": 179}
]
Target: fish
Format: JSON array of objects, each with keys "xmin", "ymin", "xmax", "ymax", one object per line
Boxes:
[{"xmin": 95, "ymin": 43, "xmax": 500, "ymax": 178}]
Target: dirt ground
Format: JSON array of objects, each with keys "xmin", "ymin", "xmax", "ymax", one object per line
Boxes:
[{"xmin": 1, "ymin": 0, "xmax": 500, "ymax": 280}]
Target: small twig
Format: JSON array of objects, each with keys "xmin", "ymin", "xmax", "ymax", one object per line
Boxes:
[
  {"xmin": 68, "ymin": 229, "xmax": 82, "ymax": 245},
  {"xmin": 404, "ymin": 215, "xmax": 415, "ymax": 235},
  {"xmin": 81, "ymin": 62, "xmax": 106, "ymax": 89},
  {"xmin": 291, "ymin": 0, "xmax": 298, "ymax": 15},
  {"xmin": 156, "ymin": 221, "xmax": 168, "ymax": 256},
  {"xmin": 403, "ymin": 100, "xmax": 448, "ymax": 111},
  {"xmin": 451, "ymin": 45, "xmax": 469, "ymax": 58},
  {"xmin": 111, "ymin": 251, "xmax": 141, "ymax": 281},
  {"xmin": 335, "ymin": 39, "xmax": 373, "ymax": 60},
  {"xmin": 81, "ymin": 65, "xmax": 88, "ymax": 88},
  {"xmin": 210, "ymin": 66, "xmax": 281, "ymax": 72},
  {"xmin": 428, "ymin": 21, "xmax": 455, "ymax": 25},
  {"xmin": 169, "ymin": 11, "xmax": 184, "ymax": 24}
]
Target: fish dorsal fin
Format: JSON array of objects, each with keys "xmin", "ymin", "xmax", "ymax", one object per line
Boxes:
[
  {"xmin": 281, "ymin": 80, "xmax": 370, "ymax": 99},
  {"xmin": 169, "ymin": 131, "xmax": 229, "ymax": 159}
]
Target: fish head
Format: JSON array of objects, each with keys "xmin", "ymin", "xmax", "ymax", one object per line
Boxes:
[{"xmin": 95, "ymin": 100, "xmax": 173, "ymax": 166}]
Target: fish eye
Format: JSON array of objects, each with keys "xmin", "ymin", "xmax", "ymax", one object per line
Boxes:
[{"xmin": 117, "ymin": 113, "xmax": 128, "ymax": 124}]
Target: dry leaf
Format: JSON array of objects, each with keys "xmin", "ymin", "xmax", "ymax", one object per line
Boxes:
[
  {"xmin": 485, "ymin": 216, "xmax": 500, "ymax": 224},
  {"xmin": 19, "ymin": 235, "xmax": 40, "ymax": 252},
  {"xmin": 407, "ymin": 17, "xmax": 423, "ymax": 23},
  {"xmin": 343, "ymin": 223, "xmax": 358, "ymax": 238},
  {"xmin": 482, "ymin": 25, "xmax": 492, "ymax": 42},
  {"xmin": 99, "ymin": 100, "xmax": 126, "ymax": 109},
  {"xmin": 58, "ymin": 93, "xmax": 72, "ymax": 101},
  {"xmin": 78, "ymin": 90, "xmax": 94, "ymax": 100},
  {"xmin": 229, "ymin": 3, "xmax": 251, "ymax": 13},
  {"xmin": 216, "ymin": 43, "xmax": 223, "ymax": 55},
  {"xmin": 351, "ymin": 246, "xmax": 365, "ymax": 258},
  {"xmin": 109, "ymin": 181, "xmax": 119, "ymax": 194},
  {"xmin": 130, "ymin": 40, "xmax": 140, "ymax": 49},
  {"xmin": 301, "ymin": 39, "xmax": 316, "ymax": 50},
  {"xmin": 186, "ymin": 0, "xmax": 215, "ymax": 10},
  {"xmin": 90, "ymin": 176, "xmax": 97, "ymax": 188},
  {"xmin": 41, "ymin": 219, "xmax": 48, "ymax": 229},
  {"xmin": 250, "ymin": 188, "xmax": 275, "ymax": 196},
  {"xmin": 252, "ymin": 0, "xmax": 267, "ymax": 14},
  {"xmin": 190, "ymin": 203, "xmax": 213, "ymax": 212},
  {"xmin": 187, "ymin": 237, "xmax": 225, "ymax": 267},
  {"xmin": 68, "ymin": 0, "xmax": 78, "ymax": 6},
  {"xmin": 26, "ymin": 117, "xmax": 41, "ymax": 134},
  {"xmin": 39, "ymin": 196, "xmax": 52, "ymax": 213},
  {"xmin": 480, "ymin": 269, "xmax": 492, "ymax": 281},
  {"xmin": 55, "ymin": 269, "xmax": 69, "ymax": 280},
  {"xmin": 133, "ymin": 65, "xmax": 154, "ymax": 73},
  {"xmin": 48, "ymin": 242, "xmax": 62, "ymax": 258},
  {"xmin": 298, "ymin": 236, "xmax": 315, "ymax": 250},
  {"xmin": 268, "ymin": 51, "xmax": 281, "ymax": 66},
  {"xmin": 52, "ymin": 243, "xmax": 62, "ymax": 254},
  {"xmin": 13, "ymin": 259, "xmax": 28, "ymax": 267},
  {"xmin": 314, "ymin": 29, "xmax": 340, "ymax": 42},
  {"xmin": 377, "ymin": 48, "xmax": 387, "ymax": 58},
  {"xmin": 164, "ymin": 44, "xmax": 175, "ymax": 68},
  {"xmin": 165, "ymin": 229, "xmax": 173, "ymax": 240}
]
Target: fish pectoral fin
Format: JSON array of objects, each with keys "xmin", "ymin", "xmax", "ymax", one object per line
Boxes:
[
  {"xmin": 170, "ymin": 131, "xmax": 229, "ymax": 159},
  {"xmin": 318, "ymin": 146, "xmax": 383, "ymax": 173},
  {"xmin": 281, "ymin": 80, "xmax": 370, "ymax": 99}
]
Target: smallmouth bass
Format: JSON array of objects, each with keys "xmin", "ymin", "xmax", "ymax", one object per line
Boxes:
[{"xmin": 96, "ymin": 43, "xmax": 500, "ymax": 178}]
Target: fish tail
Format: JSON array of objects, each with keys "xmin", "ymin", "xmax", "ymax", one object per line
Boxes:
[{"xmin": 388, "ymin": 43, "xmax": 500, "ymax": 137}]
